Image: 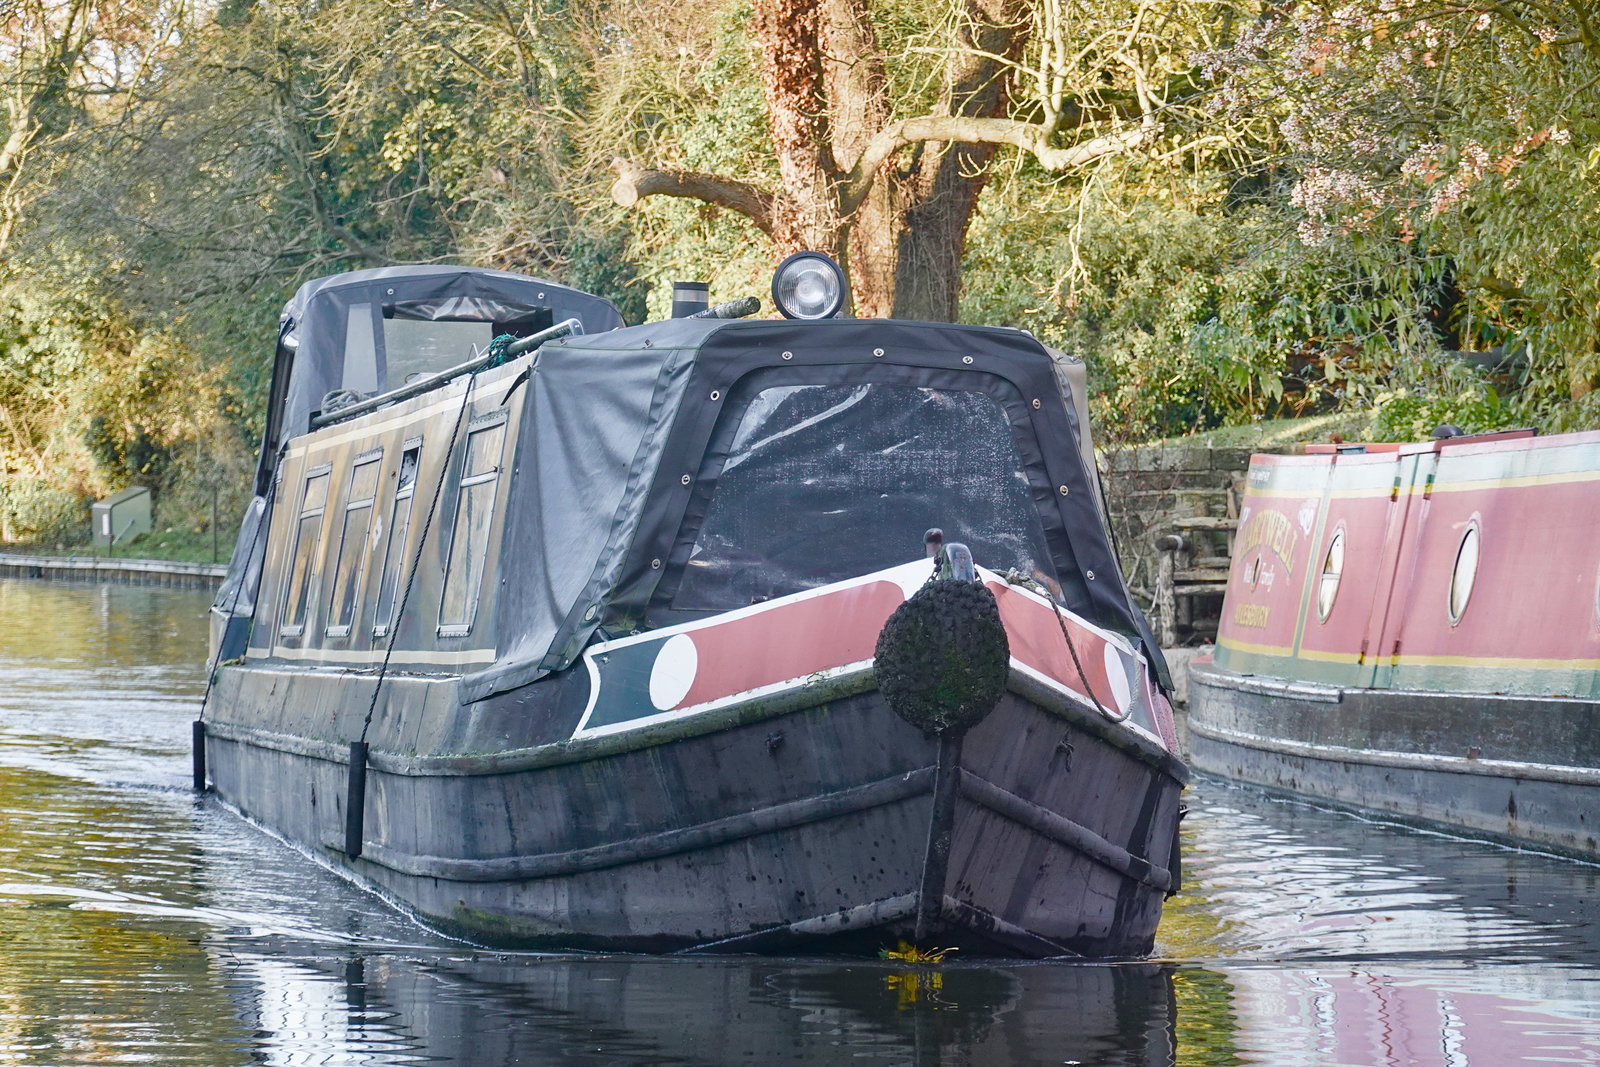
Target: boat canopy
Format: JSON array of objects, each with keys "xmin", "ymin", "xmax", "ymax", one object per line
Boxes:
[
  {"xmin": 460, "ymin": 316, "xmax": 1158, "ymax": 702},
  {"xmin": 262, "ymin": 265, "xmax": 623, "ymax": 493},
  {"xmin": 214, "ymin": 266, "xmax": 622, "ymax": 631}
]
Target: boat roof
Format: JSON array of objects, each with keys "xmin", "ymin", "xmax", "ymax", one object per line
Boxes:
[{"xmin": 271, "ymin": 265, "xmax": 624, "ymax": 459}]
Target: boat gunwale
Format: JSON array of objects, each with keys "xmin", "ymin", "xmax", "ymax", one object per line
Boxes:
[
  {"xmin": 207, "ymin": 662, "xmax": 1187, "ymax": 783},
  {"xmin": 1190, "ymin": 660, "xmax": 1600, "ymax": 788}
]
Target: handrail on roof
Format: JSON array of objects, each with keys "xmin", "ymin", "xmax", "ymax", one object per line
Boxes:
[{"xmin": 308, "ymin": 317, "xmax": 584, "ymax": 430}]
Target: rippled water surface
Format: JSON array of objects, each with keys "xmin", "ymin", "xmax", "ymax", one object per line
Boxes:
[{"xmin": 1, "ymin": 577, "xmax": 1597, "ymax": 1065}]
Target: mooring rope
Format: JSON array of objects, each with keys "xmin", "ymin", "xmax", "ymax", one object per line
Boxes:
[
  {"xmin": 1002, "ymin": 570, "xmax": 1129, "ymax": 723},
  {"xmin": 357, "ymin": 364, "xmax": 484, "ymax": 746}
]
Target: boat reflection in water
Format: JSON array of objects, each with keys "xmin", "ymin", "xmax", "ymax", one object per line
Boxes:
[
  {"xmin": 214, "ymin": 948, "xmax": 1178, "ymax": 1066},
  {"xmin": 1217, "ymin": 966, "xmax": 1600, "ymax": 1067},
  {"xmin": 1167, "ymin": 780, "xmax": 1600, "ymax": 1067}
]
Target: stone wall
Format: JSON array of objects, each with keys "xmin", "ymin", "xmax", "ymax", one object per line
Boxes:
[{"xmin": 1098, "ymin": 445, "xmax": 1255, "ymax": 643}]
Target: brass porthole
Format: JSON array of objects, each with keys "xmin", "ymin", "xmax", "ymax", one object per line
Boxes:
[
  {"xmin": 1449, "ymin": 524, "xmax": 1480, "ymax": 626},
  {"xmin": 1316, "ymin": 528, "xmax": 1345, "ymax": 623}
]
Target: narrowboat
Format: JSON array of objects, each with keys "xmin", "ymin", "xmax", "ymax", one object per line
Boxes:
[
  {"xmin": 1188, "ymin": 430, "xmax": 1600, "ymax": 858},
  {"xmin": 198, "ymin": 256, "xmax": 1186, "ymax": 957}
]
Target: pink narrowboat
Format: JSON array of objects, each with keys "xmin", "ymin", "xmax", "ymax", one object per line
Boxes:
[{"xmin": 1188, "ymin": 429, "xmax": 1600, "ymax": 858}]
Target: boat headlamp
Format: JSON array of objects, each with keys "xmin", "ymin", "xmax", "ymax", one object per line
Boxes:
[{"xmin": 771, "ymin": 252, "xmax": 845, "ymax": 320}]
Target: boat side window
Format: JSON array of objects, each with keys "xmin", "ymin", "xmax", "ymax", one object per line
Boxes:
[
  {"xmin": 438, "ymin": 415, "xmax": 508, "ymax": 636},
  {"xmin": 671, "ymin": 382, "xmax": 1053, "ymax": 611},
  {"xmin": 372, "ymin": 440, "xmax": 422, "ymax": 638},
  {"xmin": 325, "ymin": 450, "xmax": 383, "ymax": 638},
  {"xmin": 1448, "ymin": 524, "xmax": 1479, "ymax": 625},
  {"xmin": 280, "ymin": 466, "xmax": 332, "ymax": 638},
  {"xmin": 1316, "ymin": 528, "xmax": 1344, "ymax": 623}
]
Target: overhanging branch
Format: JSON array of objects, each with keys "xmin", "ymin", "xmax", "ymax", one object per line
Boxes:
[
  {"xmin": 610, "ymin": 158, "xmax": 776, "ymax": 235},
  {"xmin": 839, "ymin": 116, "xmax": 1150, "ymax": 215}
]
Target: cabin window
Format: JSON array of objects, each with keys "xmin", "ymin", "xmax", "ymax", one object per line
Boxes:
[
  {"xmin": 372, "ymin": 440, "xmax": 421, "ymax": 638},
  {"xmin": 438, "ymin": 416, "xmax": 508, "ymax": 636},
  {"xmin": 324, "ymin": 451, "xmax": 382, "ymax": 637},
  {"xmin": 672, "ymin": 383, "xmax": 1053, "ymax": 611},
  {"xmin": 1449, "ymin": 524, "xmax": 1479, "ymax": 625},
  {"xmin": 1315, "ymin": 528, "xmax": 1344, "ymax": 623},
  {"xmin": 280, "ymin": 466, "xmax": 331, "ymax": 637}
]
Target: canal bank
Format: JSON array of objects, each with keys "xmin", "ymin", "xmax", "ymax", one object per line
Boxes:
[{"xmin": 0, "ymin": 551, "xmax": 225, "ymax": 589}]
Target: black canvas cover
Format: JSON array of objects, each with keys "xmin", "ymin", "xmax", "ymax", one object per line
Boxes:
[
  {"xmin": 215, "ymin": 266, "xmax": 622, "ymax": 622},
  {"xmin": 459, "ymin": 317, "xmax": 1154, "ymax": 702},
  {"xmin": 276, "ymin": 265, "xmax": 623, "ymax": 448}
]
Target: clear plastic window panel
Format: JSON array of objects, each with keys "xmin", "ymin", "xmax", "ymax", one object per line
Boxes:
[
  {"xmin": 281, "ymin": 471, "xmax": 330, "ymax": 635},
  {"xmin": 674, "ymin": 384, "xmax": 1054, "ymax": 611},
  {"xmin": 326, "ymin": 456, "xmax": 382, "ymax": 636},
  {"xmin": 383, "ymin": 319, "xmax": 494, "ymax": 386},
  {"xmin": 342, "ymin": 303, "xmax": 378, "ymax": 393},
  {"xmin": 372, "ymin": 446, "xmax": 420, "ymax": 637},
  {"xmin": 438, "ymin": 424, "xmax": 507, "ymax": 633}
]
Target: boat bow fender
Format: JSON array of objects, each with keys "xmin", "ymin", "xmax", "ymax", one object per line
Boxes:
[{"xmin": 875, "ymin": 546, "xmax": 1010, "ymax": 737}]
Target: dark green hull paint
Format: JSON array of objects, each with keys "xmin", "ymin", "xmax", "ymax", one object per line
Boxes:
[{"xmin": 204, "ymin": 667, "xmax": 1185, "ymax": 956}]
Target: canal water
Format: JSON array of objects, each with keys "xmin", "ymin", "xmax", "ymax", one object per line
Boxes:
[{"xmin": 0, "ymin": 579, "xmax": 1596, "ymax": 1065}]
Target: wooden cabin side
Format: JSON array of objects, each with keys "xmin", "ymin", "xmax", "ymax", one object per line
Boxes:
[
  {"xmin": 244, "ymin": 360, "xmax": 529, "ymax": 677},
  {"xmin": 1215, "ymin": 430, "xmax": 1600, "ymax": 698}
]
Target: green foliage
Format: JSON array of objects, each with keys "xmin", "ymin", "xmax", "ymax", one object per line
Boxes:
[
  {"xmin": 4, "ymin": 0, "xmax": 1600, "ymax": 538},
  {"xmin": 0, "ymin": 479, "xmax": 87, "ymax": 543}
]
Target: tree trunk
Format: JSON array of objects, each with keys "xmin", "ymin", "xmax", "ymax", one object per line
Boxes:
[{"xmin": 614, "ymin": 0, "xmax": 1037, "ymax": 321}]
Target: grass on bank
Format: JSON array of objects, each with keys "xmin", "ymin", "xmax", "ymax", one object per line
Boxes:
[{"xmin": 3, "ymin": 524, "xmax": 230, "ymax": 565}]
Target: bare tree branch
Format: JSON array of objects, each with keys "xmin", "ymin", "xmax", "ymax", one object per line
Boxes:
[
  {"xmin": 609, "ymin": 158, "xmax": 776, "ymax": 235},
  {"xmin": 839, "ymin": 116, "xmax": 1149, "ymax": 215}
]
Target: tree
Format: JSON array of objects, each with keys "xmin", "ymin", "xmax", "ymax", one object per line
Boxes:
[
  {"xmin": 1206, "ymin": 0, "xmax": 1600, "ymax": 407},
  {"xmin": 601, "ymin": 0, "xmax": 1233, "ymax": 319},
  {"xmin": 0, "ymin": 0, "xmax": 186, "ymax": 256}
]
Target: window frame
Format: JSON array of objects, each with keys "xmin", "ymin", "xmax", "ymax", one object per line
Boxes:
[
  {"xmin": 278, "ymin": 462, "xmax": 334, "ymax": 639},
  {"xmin": 437, "ymin": 410, "xmax": 510, "ymax": 638},
  {"xmin": 324, "ymin": 447, "xmax": 384, "ymax": 638},
  {"xmin": 372, "ymin": 436, "xmax": 423, "ymax": 640}
]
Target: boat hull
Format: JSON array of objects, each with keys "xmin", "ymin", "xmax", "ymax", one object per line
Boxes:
[
  {"xmin": 1188, "ymin": 658, "xmax": 1600, "ymax": 858},
  {"xmin": 205, "ymin": 668, "xmax": 1184, "ymax": 957}
]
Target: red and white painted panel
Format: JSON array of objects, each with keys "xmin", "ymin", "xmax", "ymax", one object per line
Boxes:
[{"xmin": 574, "ymin": 559, "xmax": 1175, "ymax": 751}]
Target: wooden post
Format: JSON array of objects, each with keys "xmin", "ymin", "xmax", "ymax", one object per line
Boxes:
[{"xmin": 1154, "ymin": 534, "xmax": 1184, "ymax": 647}]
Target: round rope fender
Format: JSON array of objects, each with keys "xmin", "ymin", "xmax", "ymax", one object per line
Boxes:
[{"xmin": 874, "ymin": 577, "xmax": 1010, "ymax": 736}]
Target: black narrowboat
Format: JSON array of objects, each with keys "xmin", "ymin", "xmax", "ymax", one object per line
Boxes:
[{"xmin": 200, "ymin": 257, "xmax": 1186, "ymax": 957}]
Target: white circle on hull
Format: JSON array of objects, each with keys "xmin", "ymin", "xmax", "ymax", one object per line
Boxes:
[
  {"xmin": 1103, "ymin": 643, "xmax": 1132, "ymax": 716},
  {"xmin": 649, "ymin": 634, "xmax": 699, "ymax": 710}
]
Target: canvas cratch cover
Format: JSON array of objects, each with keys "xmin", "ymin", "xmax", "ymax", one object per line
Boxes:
[{"xmin": 459, "ymin": 317, "xmax": 1164, "ymax": 703}]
